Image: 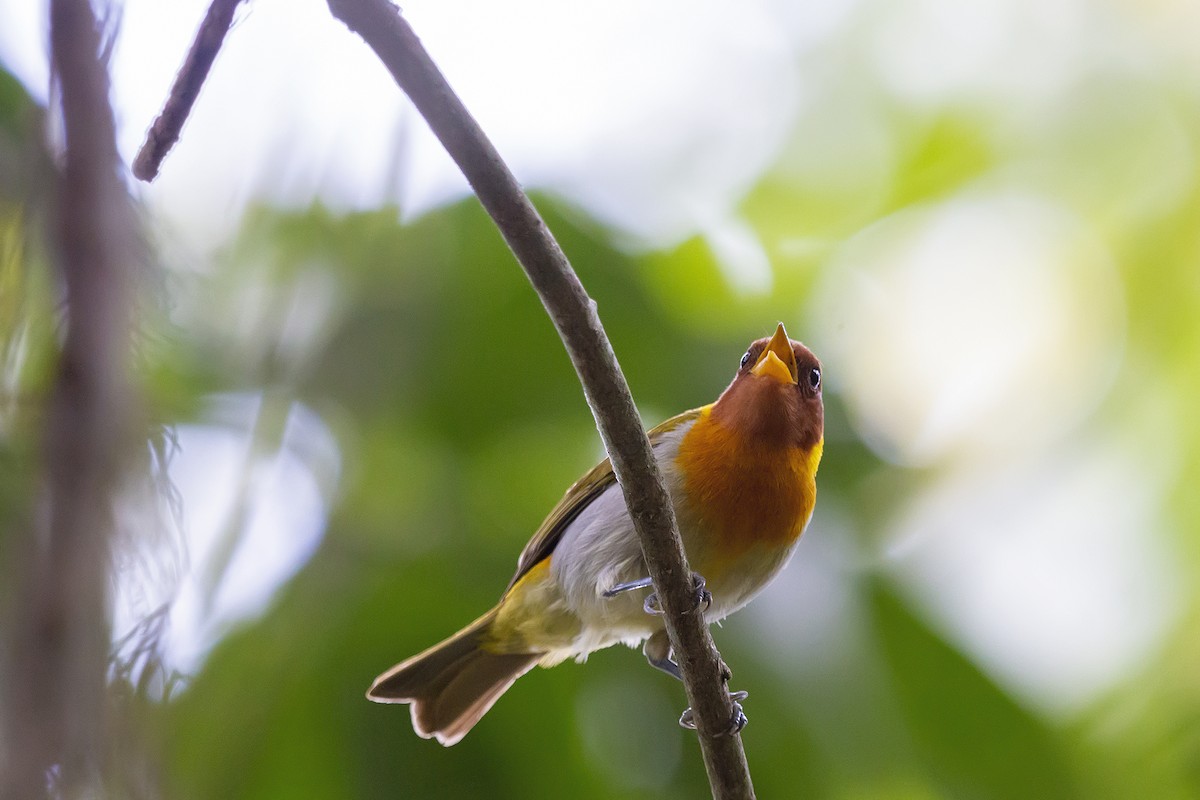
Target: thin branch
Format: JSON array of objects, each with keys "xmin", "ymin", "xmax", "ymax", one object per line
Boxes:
[
  {"xmin": 1, "ymin": 0, "xmax": 139, "ymax": 796},
  {"xmin": 325, "ymin": 1, "xmax": 755, "ymax": 796},
  {"xmin": 132, "ymin": 0, "xmax": 246, "ymax": 182}
]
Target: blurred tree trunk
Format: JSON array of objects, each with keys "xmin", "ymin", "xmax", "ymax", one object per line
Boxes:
[{"xmin": 0, "ymin": 0, "xmax": 138, "ymax": 796}]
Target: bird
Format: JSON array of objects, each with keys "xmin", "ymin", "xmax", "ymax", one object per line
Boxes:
[{"xmin": 367, "ymin": 323, "xmax": 824, "ymax": 745}]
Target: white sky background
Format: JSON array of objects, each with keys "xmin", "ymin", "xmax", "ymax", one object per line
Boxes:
[
  {"xmin": 1, "ymin": 0, "xmax": 848, "ymax": 254},
  {"xmin": 0, "ymin": 0, "xmax": 1191, "ymax": 715}
]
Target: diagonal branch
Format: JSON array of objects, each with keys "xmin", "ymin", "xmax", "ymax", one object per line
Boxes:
[
  {"xmin": 132, "ymin": 0, "xmax": 246, "ymax": 181},
  {"xmin": 325, "ymin": 1, "xmax": 755, "ymax": 796}
]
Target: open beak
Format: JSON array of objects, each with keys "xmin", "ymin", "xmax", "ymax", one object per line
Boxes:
[{"xmin": 751, "ymin": 323, "xmax": 799, "ymax": 384}]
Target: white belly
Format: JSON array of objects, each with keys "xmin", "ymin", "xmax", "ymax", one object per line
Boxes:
[{"xmin": 544, "ymin": 422, "xmax": 799, "ymax": 661}]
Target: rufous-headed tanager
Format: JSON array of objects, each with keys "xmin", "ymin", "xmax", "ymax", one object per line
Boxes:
[{"xmin": 368, "ymin": 323, "xmax": 824, "ymax": 745}]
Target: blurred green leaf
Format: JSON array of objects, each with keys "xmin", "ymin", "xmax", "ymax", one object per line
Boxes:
[{"xmin": 868, "ymin": 579, "xmax": 1080, "ymax": 800}]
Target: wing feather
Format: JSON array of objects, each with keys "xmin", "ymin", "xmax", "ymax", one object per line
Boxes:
[{"xmin": 504, "ymin": 406, "xmax": 706, "ymax": 590}]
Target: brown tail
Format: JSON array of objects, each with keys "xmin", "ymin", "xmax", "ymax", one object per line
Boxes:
[{"xmin": 367, "ymin": 608, "xmax": 540, "ymax": 746}]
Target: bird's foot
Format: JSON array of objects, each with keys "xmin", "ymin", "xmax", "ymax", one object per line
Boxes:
[
  {"xmin": 643, "ymin": 572, "xmax": 712, "ymax": 616},
  {"xmin": 679, "ymin": 690, "xmax": 749, "ymax": 735}
]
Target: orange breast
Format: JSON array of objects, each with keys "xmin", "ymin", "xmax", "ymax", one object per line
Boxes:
[{"xmin": 675, "ymin": 408, "xmax": 821, "ymax": 571}]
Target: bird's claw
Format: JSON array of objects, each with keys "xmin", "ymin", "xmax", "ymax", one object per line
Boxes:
[
  {"xmin": 643, "ymin": 592, "xmax": 664, "ymax": 615},
  {"xmin": 679, "ymin": 690, "xmax": 749, "ymax": 735},
  {"xmin": 691, "ymin": 573, "xmax": 713, "ymax": 614},
  {"xmin": 642, "ymin": 572, "xmax": 711, "ymax": 616}
]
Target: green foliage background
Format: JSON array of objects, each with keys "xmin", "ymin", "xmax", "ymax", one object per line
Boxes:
[{"xmin": 2, "ymin": 20, "xmax": 1200, "ymax": 798}]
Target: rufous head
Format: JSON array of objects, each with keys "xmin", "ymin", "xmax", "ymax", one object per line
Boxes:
[{"xmin": 711, "ymin": 323, "xmax": 824, "ymax": 450}]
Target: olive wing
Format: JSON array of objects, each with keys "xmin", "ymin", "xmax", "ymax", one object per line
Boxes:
[{"xmin": 504, "ymin": 406, "xmax": 706, "ymax": 591}]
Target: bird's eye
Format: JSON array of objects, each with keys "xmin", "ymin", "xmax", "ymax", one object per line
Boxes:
[
  {"xmin": 808, "ymin": 368, "xmax": 821, "ymax": 390},
  {"xmin": 740, "ymin": 351, "xmax": 752, "ymax": 368}
]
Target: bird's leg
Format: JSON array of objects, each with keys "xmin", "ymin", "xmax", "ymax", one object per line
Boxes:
[
  {"xmin": 642, "ymin": 572, "xmax": 712, "ymax": 616},
  {"xmin": 643, "ymin": 632, "xmax": 749, "ymax": 736},
  {"xmin": 602, "ymin": 575, "xmax": 667, "ymax": 615},
  {"xmin": 601, "ymin": 576, "xmax": 654, "ymax": 597},
  {"xmin": 643, "ymin": 629, "xmax": 682, "ymax": 680}
]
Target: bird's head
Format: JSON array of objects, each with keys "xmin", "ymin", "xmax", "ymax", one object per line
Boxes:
[{"xmin": 711, "ymin": 323, "xmax": 824, "ymax": 450}]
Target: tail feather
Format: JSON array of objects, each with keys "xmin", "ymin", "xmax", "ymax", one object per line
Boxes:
[{"xmin": 367, "ymin": 608, "xmax": 540, "ymax": 746}]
